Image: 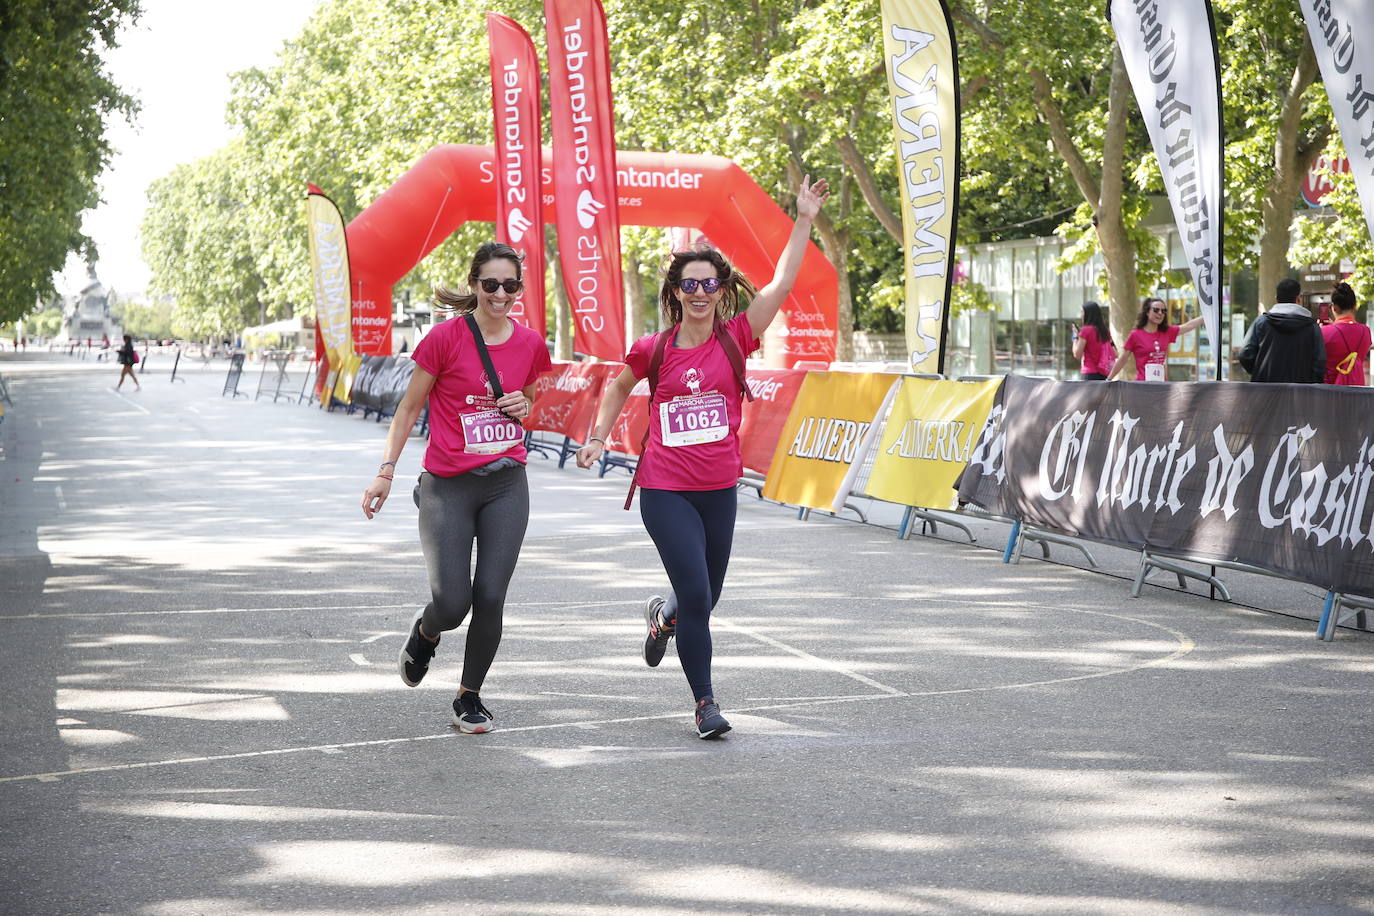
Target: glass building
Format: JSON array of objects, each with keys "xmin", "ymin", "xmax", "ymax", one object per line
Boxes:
[{"xmin": 947, "ymin": 225, "xmax": 1243, "ymax": 381}]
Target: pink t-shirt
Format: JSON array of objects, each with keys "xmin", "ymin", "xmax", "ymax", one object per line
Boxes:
[
  {"xmin": 1077, "ymin": 325, "xmax": 1112, "ymax": 375},
  {"xmin": 411, "ymin": 316, "xmax": 552, "ymax": 476},
  {"xmin": 1322, "ymin": 318, "xmax": 1371, "ymax": 386},
  {"xmin": 624, "ymin": 313, "xmax": 759, "ymax": 491},
  {"xmin": 1123, "ymin": 326, "xmax": 1180, "ymax": 380}
]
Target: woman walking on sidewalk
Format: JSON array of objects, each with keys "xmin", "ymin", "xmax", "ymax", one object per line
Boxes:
[
  {"xmin": 115, "ymin": 334, "xmax": 140, "ymax": 390},
  {"xmin": 576, "ymin": 175, "xmax": 829, "ymax": 739},
  {"xmin": 361, "ymin": 242, "xmax": 551, "ymax": 734}
]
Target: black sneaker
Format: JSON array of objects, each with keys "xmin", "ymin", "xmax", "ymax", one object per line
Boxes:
[
  {"xmin": 398, "ymin": 609, "xmax": 438, "ymax": 687},
  {"xmin": 694, "ymin": 696, "xmax": 731, "ymax": 739},
  {"xmin": 452, "ymin": 693, "xmax": 495, "ymax": 734},
  {"xmin": 642, "ymin": 595, "xmax": 675, "ymax": 667}
]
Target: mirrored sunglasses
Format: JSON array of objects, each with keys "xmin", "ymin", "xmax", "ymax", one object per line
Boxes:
[
  {"xmin": 676, "ymin": 277, "xmax": 723, "ymax": 295},
  {"xmin": 478, "ymin": 278, "xmax": 522, "ymax": 294}
]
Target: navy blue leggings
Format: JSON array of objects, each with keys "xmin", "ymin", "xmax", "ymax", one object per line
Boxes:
[{"xmin": 639, "ymin": 486, "xmax": 736, "ymax": 701}]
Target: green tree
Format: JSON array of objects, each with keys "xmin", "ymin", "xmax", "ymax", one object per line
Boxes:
[
  {"xmin": 1290, "ymin": 135, "xmax": 1374, "ymax": 298},
  {"xmin": 141, "ymin": 141, "xmax": 272, "ymax": 336},
  {"xmin": 0, "ymin": 0, "xmax": 141, "ymax": 325},
  {"xmin": 1216, "ymin": 0, "xmax": 1331, "ymax": 309},
  {"xmin": 952, "ymin": 0, "xmax": 1163, "ymax": 345}
]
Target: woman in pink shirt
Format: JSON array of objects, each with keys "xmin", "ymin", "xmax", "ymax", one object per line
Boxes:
[
  {"xmin": 1071, "ymin": 301, "xmax": 1116, "ymax": 380},
  {"xmin": 576, "ymin": 176, "xmax": 830, "ymax": 739},
  {"xmin": 361, "ymin": 242, "xmax": 552, "ymax": 734},
  {"xmin": 1322, "ymin": 282, "xmax": 1371, "ymax": 385},
  {"xmin": 1107, "ymin": 297, "xmax": 1204, "ymax": 381}
]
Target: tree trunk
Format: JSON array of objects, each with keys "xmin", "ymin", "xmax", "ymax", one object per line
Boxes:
[
  {"xmin": 623, "ymin": 247, "xmax": 646, "ymax": 347},
  {"xmin": 545, "ymin": 235, "xmax": 573, "ymax": 359},
  {"xmin": 1257, "ymin": 34, "xmax": 1328, "ymax": 311},
  {"xmin": 1095, "ymin": 47, "xmax": 1138, "ymax": 345},
  {"xmin": 791, "ymin": 158, "xmax": 854, "ymax": 362}
]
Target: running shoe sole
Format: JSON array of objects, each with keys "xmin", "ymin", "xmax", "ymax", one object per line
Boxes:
[
  {"xmin": 697, "ymin": 720, "xmax": 731, "ymax": 740},
  {"xmin": 451, "ymin": 700, "xmax": 495, "ymax": 734},
  {"xmin": 398, "ymin": 608, "xmax": 431, "ymax": 687},
  {"xmin": 642, "ymin": 595, "xmax": 674, "ymax": 667}
]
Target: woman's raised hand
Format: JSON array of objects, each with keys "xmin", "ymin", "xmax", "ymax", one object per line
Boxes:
[{"xmin": 796, "ymin": 175, "xmax": 830, "ymax": 221}]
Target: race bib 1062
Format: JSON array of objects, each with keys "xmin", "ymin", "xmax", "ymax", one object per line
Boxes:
[{"xmin": 659, "ymin": 392, "xmax": 729, "ymax": 447}]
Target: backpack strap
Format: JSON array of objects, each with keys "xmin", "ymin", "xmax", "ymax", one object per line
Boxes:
[
  {"xmin": 465, "ymin": 313, "xmax": 517, "ymax": 419},
  {"xmin": 623, "ymin": 329, "xmax": 671, "ymax": 510},
  {"xmin": 714, "ymin": 319, "xmax": 754, "ymax": 402}
]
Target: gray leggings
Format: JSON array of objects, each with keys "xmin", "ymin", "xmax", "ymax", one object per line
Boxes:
[{"xmin": 416, "ymin": 466, "xmax": 530, "ymax": 692}]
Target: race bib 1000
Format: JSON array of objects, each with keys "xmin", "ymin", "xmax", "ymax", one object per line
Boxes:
[{"xmin": 461, "ymin": 408, "xmax": 524, "ymax": 454}]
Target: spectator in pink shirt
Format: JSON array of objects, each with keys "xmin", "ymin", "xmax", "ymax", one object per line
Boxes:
[{"xmin": 1107, "ymin": 297, "xmax": 1204, "ymax": 381}]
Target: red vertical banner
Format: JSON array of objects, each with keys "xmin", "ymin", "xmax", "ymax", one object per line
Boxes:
[
  {"xmin": 487, "ymin": 14, "xmax": 547, "ymax": 339},
  {"xmin": 544, "ymin": 0, "xmax": 625, "ymax": 361}
]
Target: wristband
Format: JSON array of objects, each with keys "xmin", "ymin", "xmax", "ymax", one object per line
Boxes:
[
  {"xmin": 588, "ymin": 436, "xmax": 606, "ymax": 446},
  {"xmin": 376, "ymin": 474, "xmax": 394, "ymax": 481},
  {"xmin": 379, "ymin": 460, "xmax": 396, "ymax": 468}
]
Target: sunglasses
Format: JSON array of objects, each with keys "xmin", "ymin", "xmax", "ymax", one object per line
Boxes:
[
  {"xmin": 1149, "ymin": 306, "xmax": 1166, "ymax": 314},
  {"xmin": 478, "ymin": 277, "xmax": 522, "ymax": 294},
  {"xmin": 676, "ymin": 277, "xmax": 724, "ymax": 294}
]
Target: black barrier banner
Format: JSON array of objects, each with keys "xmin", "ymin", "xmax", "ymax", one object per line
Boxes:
[
  {"xmin": 222, "ymin": 353, "xmax": 246, "ymax": 399},
  {"xmin": 958, "ymin": 376, "xmax": 1374, "ymax": 596}
]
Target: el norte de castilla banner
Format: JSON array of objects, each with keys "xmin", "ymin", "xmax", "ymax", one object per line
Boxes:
[
  {"xmin": 1109, "ymin": 0, "xmax": 1223, "ymax": 348},
  {"xmin": 880, "ymin": 0, "xmax": 959, "ymax": 374},
  {"xmin": 957, "ymin": 375, "xmax": 1374, "ymax": 597},
  {"xmin": 1299, "ymin": 0, "xmax": 1374, "ymax": 247}
]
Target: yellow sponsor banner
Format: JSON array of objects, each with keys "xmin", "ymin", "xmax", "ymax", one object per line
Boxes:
[
  {"xmin": 306, "ymin": 188, "xmax": 354, "ymax": 371},
  {"xmin": 331, "ymin": 352, "xmax": 364, "ymax": 406},
  {"xmin": 880, "ymin": 0, "xmax": 958, "ymax": 372},
  {"xmin": 865, "ymin": 377, "xmax": 1001, "ymax": 510},
  {"xmin": 762, "ymin": 371, "xmax": 901, "ymax": 510}
]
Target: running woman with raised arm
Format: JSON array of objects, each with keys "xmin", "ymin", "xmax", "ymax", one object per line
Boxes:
[{"xmin": 576, "ymin": 176, "xmax": 829, "ymax": 739}]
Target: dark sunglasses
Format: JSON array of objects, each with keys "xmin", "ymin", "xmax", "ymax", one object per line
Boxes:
[
  {"xmin": 1148, "ymin": 305, "xmax": 1166, "ymax": 314},
  {"xmin": 676, "ymin": 277, "xmax": 724, "ymax": 294},
  {"xmin": 478, "ymin": 277, "xmax": 522, "ymax": 294}
]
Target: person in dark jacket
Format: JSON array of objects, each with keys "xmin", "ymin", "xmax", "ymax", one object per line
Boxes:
[{"xmin": 1238, "ymin": 278, "xmax": 1325, "ymax": 383}]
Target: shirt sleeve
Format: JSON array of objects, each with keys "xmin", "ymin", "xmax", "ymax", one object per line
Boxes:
[
  {"xmin": 728, "ymin": 312, "xmax": 761, "ymax": 357},
  {"xmin": 523, "ymin": 332, "xmax": 553, "ymax": 386},
  {"xmin": 411, "ymin": 322, "xmax": 446, "ymax": 376},
  {"xmin": 1167, "ymin": 325, "xmax": 1181, "ymax": 345},
  {"xmin": 624, "ymin": 334, "xmax": 654, "ymax": 380}
]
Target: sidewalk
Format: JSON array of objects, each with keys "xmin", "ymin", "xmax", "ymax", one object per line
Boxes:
[{"xmin": 1, "ymin": 352, "xmax": 1371, "ymax": 915}]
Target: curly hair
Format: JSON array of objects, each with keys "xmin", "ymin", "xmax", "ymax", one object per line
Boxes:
[
  {"xmin": 1133, "ymin": 296, "xmax": 1169, "ymax": 331},
  {"xmin": 432, "ymin": 242, "xmax": 523, "ymax": 313},
  {"xmin": 657, "ymin": 245, "xmax": 757, "ymax": 327}
]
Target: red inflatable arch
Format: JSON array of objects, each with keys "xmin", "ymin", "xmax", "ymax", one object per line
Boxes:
[{"xmin": 345, "ymin": 144, "xmax": 837, "ymax": 365}]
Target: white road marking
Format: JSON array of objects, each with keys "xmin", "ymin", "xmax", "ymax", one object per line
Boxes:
[
  {"xmin": 0, "ymin": 606, "xmax": 1194, "ymax": 786},
  {"xmin": 717, "ymin": 618, "xmax": 905, "ymax": 696},
  {"xmin": 348, "ymin": 653, "xmax": 371, "ymax": 667},
  {"xmin": 107, "ymin": 387, "xmax": 151, "ymax": 415}
]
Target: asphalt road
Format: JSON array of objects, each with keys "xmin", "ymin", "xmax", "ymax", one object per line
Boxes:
[{"xmin": 1, "ymin": 351, "xmax": 1371, "ymax": 915}]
